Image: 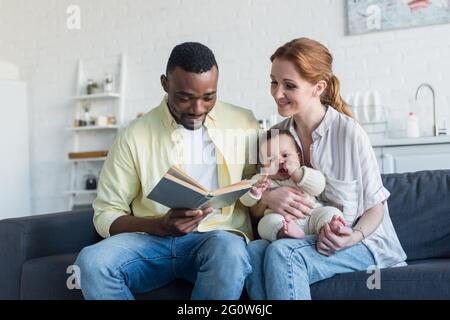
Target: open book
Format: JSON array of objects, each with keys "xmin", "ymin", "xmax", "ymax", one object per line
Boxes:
[{"xmin": 147, "ymin": 165, "xmax": 253, "ymax": 209}]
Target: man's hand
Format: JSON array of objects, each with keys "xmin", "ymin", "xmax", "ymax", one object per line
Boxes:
[
  {"xmin": 157, "ymin": 204, "xmax": 214, "ymax": 236},
  {"xmin": 261, "ymin": 186, "xmax": 313, "ymax": 220}
]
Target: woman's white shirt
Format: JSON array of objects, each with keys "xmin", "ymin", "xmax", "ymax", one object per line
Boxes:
[{"xmin": 273, "ymin": 106, "xmax": 407, "ymax": 268}]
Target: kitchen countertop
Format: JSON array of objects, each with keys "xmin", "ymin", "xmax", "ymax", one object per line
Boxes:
[{"xmin": 370, "ymin": 135, "xmax": 450, "ymax": 147}]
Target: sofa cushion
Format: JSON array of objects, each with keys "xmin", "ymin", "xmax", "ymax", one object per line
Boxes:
[
  {"xmin": 311, "ymin": 258, "xmax": 450, "ymax": 300},
  {"xmin": 21, "ymin": 253, "xmax": 83, "ymax": 300},
  {"xmin": 382, "ymin": 170, "xmax": 450, "ymax": 261},
  {"xmin": 20, "ymin": 253, "xmax": 450, "ymax": 300},
  {"xmin": 20, "ymin": 253, "xmax": 193, "ymax": 300}
]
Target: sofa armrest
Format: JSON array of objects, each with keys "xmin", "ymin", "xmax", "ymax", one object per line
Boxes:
[{"xmin": 0, "ymin": 209, "xmax": 100, "ymax": 299}]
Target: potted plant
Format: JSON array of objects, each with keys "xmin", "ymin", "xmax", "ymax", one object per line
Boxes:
[{"xmin": 86, "ymin": 79, "xmax": 99, "ymax": 95}]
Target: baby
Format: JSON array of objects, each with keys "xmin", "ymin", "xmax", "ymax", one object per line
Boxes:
[{"xmin": 240, "ymin": 129, "xmax": 346, "ymax": 241}]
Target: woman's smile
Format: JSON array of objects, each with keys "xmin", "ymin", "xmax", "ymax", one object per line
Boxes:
[{"xmin": 277, "ymin": 98, "xmax": 291, "ymax": 108}]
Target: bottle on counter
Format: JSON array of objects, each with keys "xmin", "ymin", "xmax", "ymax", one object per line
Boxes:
[
  {"xmin": 406, "ymin": 112, "xmax": 420, "ymax": 138},
  {"xmin": 352, "ymin": 91, "xmax": 364, "ymax": 122},
  {"xmin": 363, "ymin": 90, "xmax": 382, "ymax": 123}
]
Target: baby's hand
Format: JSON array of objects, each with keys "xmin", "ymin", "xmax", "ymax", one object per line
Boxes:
[
  {"xmin": 250, "ymin": 175, "xmax": 271, "ymax": 197},
  {"xmin": 329, "ymin": 215, "xmax": 347, "ymax": 235}
]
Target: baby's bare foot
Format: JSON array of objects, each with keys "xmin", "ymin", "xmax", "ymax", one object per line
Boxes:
[
  {"xmin": 329, "ymin": 218, "xmax": 346, "ymax": 235},
  {"xmin": 277, "ymin": 219, "xmax": 305, "ymax": 239}
]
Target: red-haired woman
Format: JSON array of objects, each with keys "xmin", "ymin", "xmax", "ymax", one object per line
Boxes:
[{"xmin": 246, "ymin": 38, "xmax": 407, "ymax": 300}]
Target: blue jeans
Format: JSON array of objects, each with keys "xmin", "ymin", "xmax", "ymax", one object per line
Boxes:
[
  {"xmin": 75, "ymin": 230, "xmax": 251, "ymax": 300},
  {"xmin": 246, "ymin": 235, "xmax": 376, "ymax": 300}
]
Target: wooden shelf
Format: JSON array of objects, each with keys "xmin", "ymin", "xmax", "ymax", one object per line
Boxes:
[
  {"xmin": 70, "ymin": 93, "xmax": 121, "ymax": 101},
  {"xmin": 64, "ymin": 190, "xmax": 97, "ymax": 195},
  {"xmin": 68, "ymin": 150, "xmax": 109, "ymax": 160},
  {"xmin": 68, "ymin": 125, "xmax": 120, "ymax": 131}
]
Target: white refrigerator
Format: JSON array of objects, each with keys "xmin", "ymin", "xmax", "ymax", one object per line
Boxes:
[{"xmin": 0, "ymin": 79, "xmax": 31, "ymax": 219}]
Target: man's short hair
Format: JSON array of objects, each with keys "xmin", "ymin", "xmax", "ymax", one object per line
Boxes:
[{"xmin": 166, "ymin": 42, "xmax": 218, "ymax": 75}]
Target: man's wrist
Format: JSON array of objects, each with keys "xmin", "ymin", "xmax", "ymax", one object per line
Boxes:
[{"xmin": 146, "ymin": 217, "xmax": 166, "ymax": 237}]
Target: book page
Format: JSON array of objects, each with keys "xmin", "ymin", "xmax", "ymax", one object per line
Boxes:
[
  {"xmin": 210, "ymin": 180, "xmax": 252, "ymax": 196},
  {"xmin": 209, "ymin": 187, "xmax": 252, "ymax": 209},
  {"xmin": 168, "ymin": 165, "xmax": 208, "ymax": 191},
  {"xmin": 164, "ymin": 173, "xmax": 209, "ymax": 196}
]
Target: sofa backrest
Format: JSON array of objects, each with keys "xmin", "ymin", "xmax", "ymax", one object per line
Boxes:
[{"xmin": 382, "ymin": 170, "xmax": 450, "ymax": 261}]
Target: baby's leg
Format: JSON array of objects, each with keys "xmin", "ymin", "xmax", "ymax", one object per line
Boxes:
[
  {"xmin": 278, "ymin": 217, "xmax": 305, "ymax": 239},
  {"xmin": 308, "ymin": 206, "xmax": 345, "ymax": 235},
  {"xmin": 257, "ymin": 213, "xmax": 285, "ymax": 242}
]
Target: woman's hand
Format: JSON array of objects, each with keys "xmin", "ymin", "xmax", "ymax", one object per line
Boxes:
[
  {"xmin": 261, "ymin": 186, "xmax": 313, "ymax": 220},
  {"xmin": 316, "ymin": 215, "xmax": 354, "ymax": 256}
]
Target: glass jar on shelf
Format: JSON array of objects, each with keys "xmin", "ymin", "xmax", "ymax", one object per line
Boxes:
[
  {"xmin": 107, "ymin": 115, "xmax": 117, "ymax": 125},
  {"xmin": 86, "ymin": 79, "xmax": 99, "ymax": 95},
  {"xmin": 104, "ymin": 73, "xmax": 114, "ymax": 92},
  {"xmin": 80, "ymin": 103, "xmax": 92, "ymax": 127},
  {"xmin": 84, "ymin": 171, "xmax": 97, "ymax": 190}
]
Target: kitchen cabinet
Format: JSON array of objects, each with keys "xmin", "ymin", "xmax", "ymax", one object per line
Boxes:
[{"xmin": 371, "ymin": 136, "xmax": 450, "ymax": 174}]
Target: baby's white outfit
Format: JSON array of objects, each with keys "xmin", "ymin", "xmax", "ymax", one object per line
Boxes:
[{"xmin": 240, "ymin": 167, "xmax": 344, "ymax": 241}]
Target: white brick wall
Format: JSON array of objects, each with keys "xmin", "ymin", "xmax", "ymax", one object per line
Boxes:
[{"xmin": 1, "ymin": 0, "xmax": 449, "ymax": 214}]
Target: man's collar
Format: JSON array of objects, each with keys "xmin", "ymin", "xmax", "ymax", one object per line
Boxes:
[{"xmin": 159, "ymin": 96, "xmax": 177, "ymax": 129}]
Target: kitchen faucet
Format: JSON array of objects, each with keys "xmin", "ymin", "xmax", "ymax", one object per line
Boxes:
[{"xmin": 415, "ymin": 83, "xmax": 448, "ymax": 136}]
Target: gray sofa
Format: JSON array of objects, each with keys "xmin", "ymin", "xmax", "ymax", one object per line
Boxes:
[{"xmin": 1, "ymin": 170, "xmax": 450, "ymax": 300}]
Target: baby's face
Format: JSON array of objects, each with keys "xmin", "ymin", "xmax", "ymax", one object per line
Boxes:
[{"xmin": 260, "ymin": 134, "xmax": 301, "ymax": 180}]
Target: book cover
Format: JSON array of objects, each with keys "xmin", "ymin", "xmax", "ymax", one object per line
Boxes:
[{"xmin": 147, "ymin": 166, "xmax": 252, "ymax": 209}]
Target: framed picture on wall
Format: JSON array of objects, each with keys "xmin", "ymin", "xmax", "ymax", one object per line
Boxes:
[{"xmin": 347, "ymin": 0, "xmax": 450, "ymax": 34}]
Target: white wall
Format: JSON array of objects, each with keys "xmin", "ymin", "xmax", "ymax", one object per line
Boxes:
[
  {"xmin": 1, "ymin": 0, "xmax": 449, "ymax": 214},
  {"xmin": 0, "ymin": 80, "xmax": 30, "ymax": 218}
]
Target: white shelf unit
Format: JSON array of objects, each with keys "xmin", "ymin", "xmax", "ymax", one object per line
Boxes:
[
  {"xmin": 66, "ymin": 54, "xmax": 127, "ymax": 210},
  {"xmin": 65, "ymin": 190, "xmax": 98, "ymax": 195},
  {"xmin": 68, "ymin": 157, "xmax": 107, "ymax": 163},
  {"xmin": 70, "ymin": 93, "xmax": 121, "ymax": 100},
  {"xmin": 67, "ymin": 125, "xmax": 120, "ymax": 131}
]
